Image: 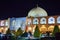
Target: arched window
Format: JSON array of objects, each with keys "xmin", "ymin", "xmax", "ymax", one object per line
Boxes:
[
  {"xmin": 57, "ymin": 16, "xmax": 60, "ymax": 23},
  {"xmin": 0, "ymin": 20, "xmax": 5, "ymax": 26},
  {"xmin": 40, "ymin": 18, "xmax": 46, "ymax": 24},
  {"xmin": 48, "ymin": 17, "xmax": 55, "ymax": 24},
  {"xmin": 5, "ymin": 20, "xmax": 8, "ymax": 26},
  {"xmin": 33, "ymin": 18, "xmax": 39, "ymax": 24},
  {"xmin": 40, "ymin": 25, "xmax": 47, "ymax": 32},
  {"xmin": 48, "ymin": 26, "xmax": 54, "ymax": 32}
]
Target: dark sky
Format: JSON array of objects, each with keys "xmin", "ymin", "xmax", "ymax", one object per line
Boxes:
[{"xmin": 0, "ymin": 0, "xmax": 60, "ymax": 19}]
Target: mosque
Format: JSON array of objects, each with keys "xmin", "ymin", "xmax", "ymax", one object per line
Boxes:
[
  {"xmin": 0, "ymin": 6, "xmax": 60, "ymax": 34},
  {"xmin": 26, "ymin": 6, "xmax": 60, "ymax": 34}
]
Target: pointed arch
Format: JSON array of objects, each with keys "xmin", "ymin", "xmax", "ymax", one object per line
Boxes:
[
  {"xmin": 0, "ymin": 20, "xmax": 5, "ymax": 26},
  {"xmin": 40, "ymin": 25, "xmax": 47, "ymax": 33},
  {"xmin": 57, "ymin": 16, "xmax": 60, "ymax": 23},
  {"xmin": 5, "ymin": 20, "xmax": 8, "ymax": 26},
  {"xmin": 48, "ymin": 17, "xmax": 55, "ymax": 24},
  {"xmin": 40, "ymin": 17, "xmax": 46, "ymax": 24},
  {"xmin": 33, "ymin": 18, "xmax": 39, "ymax": 24},
  {"xmin": 48, "ymin": 25, "xmax": 54, "ymax": 32}
]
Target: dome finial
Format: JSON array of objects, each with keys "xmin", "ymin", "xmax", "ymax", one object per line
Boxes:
[{"xmin": 36, "ymin": 4, "xmax": 39, "ymax": 8}]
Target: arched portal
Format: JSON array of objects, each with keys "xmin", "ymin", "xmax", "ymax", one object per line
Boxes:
[
  {"xmin": 48, "ymin": 25, "xmax": 54, "ymax": 32},
  {"xmin": 39, "ymin": 25, "xmax": 47, "ymax": 33}
]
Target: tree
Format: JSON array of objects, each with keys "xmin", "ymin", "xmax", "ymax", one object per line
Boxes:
[
  {"xmin": 15, "ymin": 28, "xmax": 23, "ymax": 37},
  {"xmin": 21, "ymin": 31, "xmax": 28, "ymax": 37},
  {"xmin": 6, "ymin": 28, "xmax": 11, "ymax": 34},
  {"xmin": 6, "ymin": 28, "xmax": 15, "ymax": 40},
  {"xmin": 52, "ymin": 25, "xmax": 60, "ymax": 37},
  {"xmin": 34, "ymin": 25, "xmax": 40, "ymax": 37}
]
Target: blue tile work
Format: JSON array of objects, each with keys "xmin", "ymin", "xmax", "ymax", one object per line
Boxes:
[
  {"xmin": 10, "ymin": 17, "xmax": 16, "ymax": 30},
  {"xmin": 10, "ymin": 17, "xmax": 26, "ymax": 30}
]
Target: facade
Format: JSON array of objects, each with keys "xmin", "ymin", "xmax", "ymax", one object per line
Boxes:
[
  {"xmin": 0, "ymin": 18, "xmax": 9, "ymax": 34},
  {"xmin": 26, "ymin": 6, "xmax": 60, "ymax": 34},
  {"xmin": 0, "ymin": 17, "xmax": 26, "ymax": 34},
  {"xmin": 10, "ymin": 17, "xmax": 26, "ymax": 31},
  {"xmin": 26, "ymin": 16, "xmax": 60, "ymax": 34},
  {"xmin": 0, "ymin": 6, "xmax": 60, "ymax": 34}
]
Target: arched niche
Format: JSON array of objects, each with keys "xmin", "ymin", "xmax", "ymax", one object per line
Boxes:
[
  {"xmin": 40, "ymin": 17, "xmax": 46, "ymax": 24},
  {"xmin": 0, "ymin": 20, "xmax": 5, "ymax": 26},
  {"xmin": 5, "ymin": 20, "xmax": 8, "ymax": 26},
  {"xmin": 39, "ymin": 25, "xmax": 47, "ymax": 33},
  {"xmin": 58, "ymin": 25, "xmax": 60, "ymax": 29},
  {"xmin": 48, "ymin": 17, "xmax": 55, "ymax": 24},
  {"xmin": 48, "ymin": 25, "xmax": 54, "ymax": 32},
  {"xmin": 57, "ymin": 16, "xmax": 60, "ymax": 24},
  {"xmin": 33, "ymin": 18, "xmax": 39, "ymax": 24}
]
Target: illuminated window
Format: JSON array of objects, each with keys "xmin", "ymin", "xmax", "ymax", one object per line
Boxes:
[
  {"xmin": 58, "ymin": 25, "xmax": 60, "ymax": 29},
  {"xmin": 48, "ymin": 17, "xmax": 55, "ymax": 24},
  {"xmin": 5, "ymin": 20, "xmax": 8, "ymax": 26},
  {"xmin": 40, "ymin": 18, "xmax": 46, "ymax": 24},
  {"xmin": 33, "ymin": 18, "xmax": 39, "ymax": 24},
  {"xmin": 39, "ymin": 25, "xmax": 47, "ymax": 32},
  {"xmin": 0, "ymin": 20, "xmax": 5, "ymax": 26},
  {"xmin": 48, "ymin": 26, "xmax": 54, "ymax": 32},
  {"xmin": 57, "ymin": 16, "xmax": 60, "ymax": 23}
]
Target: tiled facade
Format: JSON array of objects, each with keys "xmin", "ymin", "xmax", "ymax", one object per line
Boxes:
[{"xmin": 26, "ymin": 16, "xmax": 60, "ymax": 34}]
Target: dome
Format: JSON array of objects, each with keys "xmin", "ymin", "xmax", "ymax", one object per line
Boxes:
[{"xmin": 28, "ymin": 7, "xmax": 48, "ymax": 17}]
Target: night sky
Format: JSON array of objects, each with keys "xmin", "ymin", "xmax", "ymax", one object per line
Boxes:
[{"xmin": 0, "ymin": 0, "xmax": 60, "ymax": 19}]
